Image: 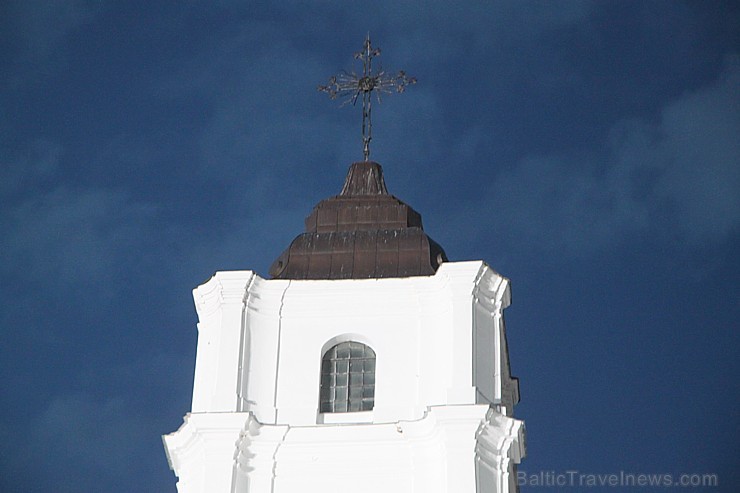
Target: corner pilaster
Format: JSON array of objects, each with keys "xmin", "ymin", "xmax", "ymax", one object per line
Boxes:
[{"xmin": 191, "ymin": 271, "xmax": 255, "ymax": 412}]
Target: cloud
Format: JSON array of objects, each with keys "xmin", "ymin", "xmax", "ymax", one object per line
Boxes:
[
  {"xmin": 0, "ymin": 139, "xmax": 61, "ymax": 198},
  {"xmin": 319, "ymin": 0, "xmax": 593, "ymax": 45},
  {"xmin": 5, "ymin": 394, "xmax": 147, "ymax": 492},
  {"xmin": 3, "ymin": 0, "xmax": 103, "ymax": 56},
  {"xmin": 156, "ymin": 1, "xmax": 596, "ymax": 185},
  {"xmin": 475, "ymin": 56, "xmax": 740, "ymax": 255},
  {"xmin": 653, "ymin": 56, "xmax": 740, "ymax": 240},
  {"xmin": 1, "ymin": 0, "xmax": 106, "ymax": 88},
  {"xmin": 0, "ymin": 353, "xmax": 190, "ymax": 492},
  {"xmin": 1, "ymin": 185, "xmax": 157, "ymax": 294},
  {"xmin": 32, "ymin": 395, "xmax": 136, "ymax": 465}
]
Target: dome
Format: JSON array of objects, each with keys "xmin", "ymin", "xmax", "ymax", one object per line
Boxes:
[{"xmin": 269, "ymin": 161, "xmax": 447, "ymax": 279}]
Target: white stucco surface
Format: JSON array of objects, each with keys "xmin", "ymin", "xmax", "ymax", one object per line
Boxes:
[{"xmin": 163, "ymin": 261, "xmax": 525, "ymax": 492}]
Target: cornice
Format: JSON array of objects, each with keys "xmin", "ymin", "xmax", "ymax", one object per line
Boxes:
[
  {"xmin": 193, "ymin": 262, "xmax": 494, "ymax": 320},
  {"xmin": 234, "ymin": 413, "xmax": 290, "ymax": 477},
  {"xmin": 245, "ymin": 275, "xmax": 291, "ymax": 317},
  {"xmin": 475, "ymin": 407, "xmax": 526, "ymax": 469},
  {"xmin": 163, "ymin": 412, "xmax": 251, "ymax": 472},
  {"xmin": 237, "ymin": 404, "xmax": 489, "ymax": 448},
  {"xmin": 192, "ymin": 271, "xmax": 255, "ymax": 318},
  {"xmin": 232, "ymin": 405, "xmax": 493, "ymax": 484},
  {"xmin": 255, "ymin": 261, "xmax": 491, "ymax": 319},
  {"xmin": 472, "ymin": 264, "xmax": 511, "ymax": 314}
]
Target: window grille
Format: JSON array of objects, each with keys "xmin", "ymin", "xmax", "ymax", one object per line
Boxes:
[{"xmin": 320, "ymin": 341, "xmax": 375, "ymax": 413}]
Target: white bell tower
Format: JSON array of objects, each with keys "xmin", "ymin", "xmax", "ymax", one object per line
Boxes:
[{"xmin": 163, "ymin": 161, "xmax": 525, "ymax": 492}]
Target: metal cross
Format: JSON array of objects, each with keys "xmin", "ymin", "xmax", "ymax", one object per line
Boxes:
[{"xmin": 319, "ymin": 34, "xmax": 416, "ymax": 161}]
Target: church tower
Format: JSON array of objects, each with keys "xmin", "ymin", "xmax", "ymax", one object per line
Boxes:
[{"xmin": 163, "ymin": 37, "xmax": 525, "ymax": 493}]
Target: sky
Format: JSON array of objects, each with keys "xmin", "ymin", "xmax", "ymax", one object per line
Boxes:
[{"xmin": 1, "ymin": 1, "xmax": 738, "ymax": 492}]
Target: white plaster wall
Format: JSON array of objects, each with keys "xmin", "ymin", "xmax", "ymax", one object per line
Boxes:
[
  {"xmin": 236, "ymin": 261, "xmax": 514, "ymax": 426},
  {"xmin": 187, "ymin": 262, "xmax": 514, "ymax": 423},
  {"xmin": 191, "ymin": 271, "xmax": 255, "ymax": 412},
  {"xmin": 238, "ymin": 276, "xmax": 290, "ymax": 423},
  {"xmin": 233, "ymin": 405, "xmax": 504, "ymax": 493},
  {"xmin": 165, "ymin": 261, "xmax": 525, "ymax": 492},
  {"xmin": 165, "ymin": 406, "xmax": 525, "ymax": 493},
  {"xmin": 475, "ymin": 408, "xmax": 526, "ymax": 493},
  {"xmin": 473, "ymin": 265, "xmax": 517, "ymax": 408},
  {"xmin": 163, "ymin": 412, "xmax": 250, "ymax": 493},
  {"xmin": 273, "ymin": 276, "xmax": 427, "ymax": 424}
]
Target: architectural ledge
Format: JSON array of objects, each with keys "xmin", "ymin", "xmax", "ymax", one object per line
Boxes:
[
  {"xmin": 236, "ymin": 404, "xmax": 492, "ymax": 451},
  {"xmin": 231, "ymin": 405, "xmax": 523, "ymax": 492},
  {"xmin": 162, "ymin": 412, "xmax": 251, "ymax": 472},
  {"xmin": 475, "ymin": 407, "xmax": 526, "ymax": 467},
  {"xmin": 472, "ymin": 264, "xmax": 511, "ymax": 312},
  {"xmin": 192, "ymin": 271, "xmax": 255, "ymax": 317}
]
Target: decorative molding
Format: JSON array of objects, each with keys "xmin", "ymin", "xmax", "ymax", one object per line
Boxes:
[
  {"xmin": 233, "ymin": 405, "xmax": 492, "ymax": 491},
  {"xmin": 472, "ymin": 265, "xmax": 511, "ymax": 314},
  {"xmin": 193, "ymin": 271, "xmax": 255, "ymax": 318},
  {"xmin": 245, "ymin": 276, "xmax": 291, "ymax": 317},
  {"xmin": 163, "ymin": 412, "xmax": 251, "ymax": 476},
  {"xmin": 167, "ymin": 259, "xmax": 527, "ymax": 491},
  {"xmin": 475, "ymin": 407, "xmax": 526, "ymax": 471}
]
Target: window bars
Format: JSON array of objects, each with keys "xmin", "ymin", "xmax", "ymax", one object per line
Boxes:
[{"xmin": 320, "ymin": 341, "xmax": 376, "ymax": 413}]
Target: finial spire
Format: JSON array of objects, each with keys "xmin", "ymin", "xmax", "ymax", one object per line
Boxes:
[{"xmin": 319, "ymin": 34, "xmax": 416, "ymax": 161}]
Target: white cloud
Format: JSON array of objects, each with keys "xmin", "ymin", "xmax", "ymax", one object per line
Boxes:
[
  {"xmin": 653, "ymin": 56, "xmax": 740, "ymax": 240},
  {"xmin": 16, "ymin": 394, "xmax": 144, "ymax": 491},
  {"xmin": 479, "ymin": 56, "xmax": 740, "ymax": 254},
  {"xmin": 7, "ymin": 0, "xmax": 102, "ymax": 59},
  {"xmin": 2, "ymin": 0, "xmax": 107, "ymax": 90},
  {"xmin": 33, "ymin": 395, "xmax": 135, "ymax": 463},
  {"xmin": 3, "ymin": 352, "xmax": 190, "ymax": 491},
  {"xmin": 1, "ymin": 186, "xmax": 157, "ymax": 293},
  {"xmin": 0, "ymin": 139, "xmax": 61, "ymax": 196},
  {"xmin": 0, "ymin": 140, "xmax": 160, "ymax": 316}
]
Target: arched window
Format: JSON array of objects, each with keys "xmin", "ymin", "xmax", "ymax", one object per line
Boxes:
[{"xmin": 320, "ymin": 341, "xmax": 375, "ymax": 413}]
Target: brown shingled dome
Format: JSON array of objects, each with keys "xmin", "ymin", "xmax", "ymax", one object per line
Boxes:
[{"xmin": 269, "ymin": 161, "xmax": 447, "ymax": 280}]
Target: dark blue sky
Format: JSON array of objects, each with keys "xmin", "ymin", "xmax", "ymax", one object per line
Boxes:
[{"xmin": 1, "ymin": 2, "xmax": 738, "ymax": 492}]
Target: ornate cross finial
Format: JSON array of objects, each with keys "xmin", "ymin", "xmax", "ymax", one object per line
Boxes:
[{"xmin": 319, "ymin": 34, "xmax": 416, "ymax": 161}]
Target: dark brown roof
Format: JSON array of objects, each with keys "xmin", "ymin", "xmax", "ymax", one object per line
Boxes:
[{"xmin": 269, "ymin": 161, "xmax": 447, "ymax": 280}]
